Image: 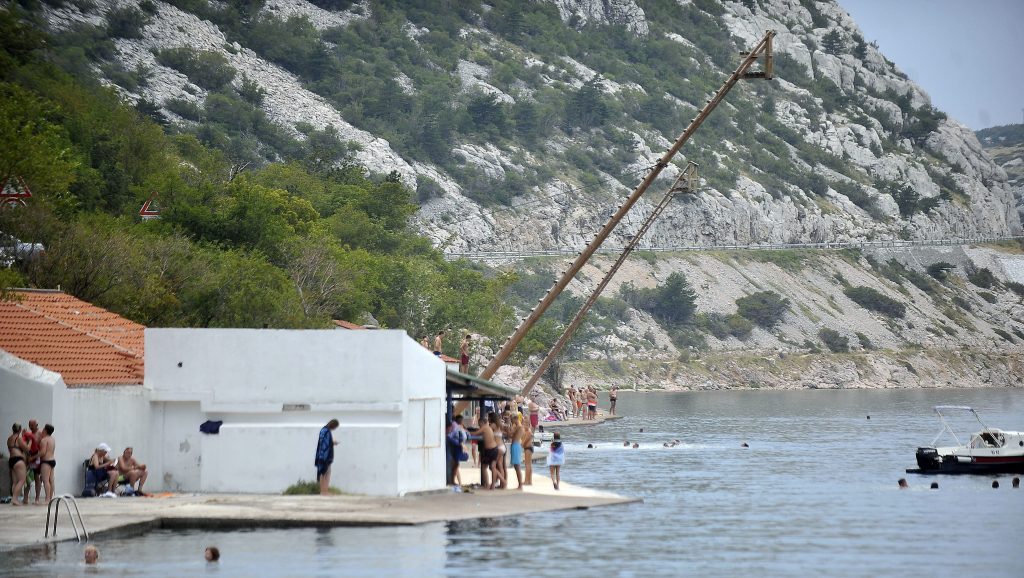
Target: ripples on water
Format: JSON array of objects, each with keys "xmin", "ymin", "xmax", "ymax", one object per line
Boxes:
[{"xmin": 3, "ymin": 388, "xmax": 1022, "ymax": 577}]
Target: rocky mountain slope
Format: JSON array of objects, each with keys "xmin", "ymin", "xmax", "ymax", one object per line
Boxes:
[
  {"xmin": 34, "ymin": 0, "xmax": 1022, "ymax": 253},
  {"xmin": 24, "ymin": 0, "xmax": 1023, "ymax": 390},
  {"xmin": 977, "ymin": 123, "xmax": 1024, "ymax": 224}
]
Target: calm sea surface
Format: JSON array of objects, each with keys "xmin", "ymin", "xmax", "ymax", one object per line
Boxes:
[{"xmin": 4, "ymin": 388, "xmax": 1023, "ymax": 577}]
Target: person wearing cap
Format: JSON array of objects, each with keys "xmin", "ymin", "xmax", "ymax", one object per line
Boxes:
[{"xmin": 88, "ymin": 443, "xmax": 118, "ymax": 494}]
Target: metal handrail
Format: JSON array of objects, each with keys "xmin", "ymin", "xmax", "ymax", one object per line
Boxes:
[
  {"xmin": 45, "ymin": 494, "xmax": 89, "ymax": 542},
  {"xmin": 443, "ymin": 235, "xmax": 1024, "ymax": 261}
]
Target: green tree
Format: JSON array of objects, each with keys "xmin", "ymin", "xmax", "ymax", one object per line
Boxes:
[
  {"xmin": 565, "ymin": 77, "xmax": 609, "ymax": 130},
  {"xmin": 620, "ymin": 272, "xmax": 697, "ymax": 326},
  {"xmin": 0, "ymin": 83, "xmax": 78, "ymax": 196},
  {"xmin": 822, "ymin": 29, "xmax": 845, "ymax": 56},
  {"xmin": 736, "ymin": 291, "xmax": 790, "ymax": 328}
]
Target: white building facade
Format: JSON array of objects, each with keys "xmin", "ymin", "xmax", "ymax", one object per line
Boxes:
[{"xmin": 2, "ymin": 329, "xmax": 447, "ymax": 497}]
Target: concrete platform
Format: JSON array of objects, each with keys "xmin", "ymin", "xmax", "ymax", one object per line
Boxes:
[
  {"xmin": 538, "ymin": 413, "xmax": 623, "ymax": 428},
  {"xmin": 0, "ymin": 471, "xmax": 638, "ymax": 550}
]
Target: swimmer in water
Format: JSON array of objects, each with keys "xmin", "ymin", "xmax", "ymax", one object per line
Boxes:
[
  {"xmin": 898, "ymin": 478, "xmax": 908, "ymax": 489},
  {"xmin": 623, "ymin": 441, "xmax": 629, "ymax": 447},
  {"xmin": 205, "ymin": 546, "xmax": 220, "ymax": 562},
  {"xmin": 632, "ymin": 443, "xmax": 639, "ymax": 449},
  {"xmin": 84, "ymin": 545, "xmax": 99, "ymax": 565}
]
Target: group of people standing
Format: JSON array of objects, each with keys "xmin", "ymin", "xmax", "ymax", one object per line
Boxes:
[
  {"xmin": 419, "ymin": 330, "xmax": 473, "ymax": 374},
  {"xmin": 6, "ymin": 420, "xmax": 56, "ymax": 506},
  {"xmin": 567, "ymin": 386, "xmax": 598, "ymax": 420}
]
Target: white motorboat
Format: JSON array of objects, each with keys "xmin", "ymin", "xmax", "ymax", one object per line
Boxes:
[{"xmin": 907, "ymin": 405, "xmax": 1024, "ymax": 474}]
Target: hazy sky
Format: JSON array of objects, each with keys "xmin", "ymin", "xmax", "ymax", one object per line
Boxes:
[{"xmin": 838, "ymin": 0, "xmax": 1024, "ymax": 130}]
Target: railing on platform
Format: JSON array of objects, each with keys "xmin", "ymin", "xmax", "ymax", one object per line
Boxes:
[
  {"xmin": 45, "ymin": 494, "xmax": 89, "ymax": 542},
  {"xmin": 442, "ymin": 235, "xmax": 1024, "ymax": 261}
]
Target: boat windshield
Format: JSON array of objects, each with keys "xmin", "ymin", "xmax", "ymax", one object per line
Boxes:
[{"xmin": 973, "ymin": 430, "xmax": 1005, "ymax": 448}]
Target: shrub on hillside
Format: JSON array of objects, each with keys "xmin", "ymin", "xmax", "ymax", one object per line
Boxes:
[
  {"xmin": 818, "ymin": 328, "xmax": 849, "ymax": 353},
  {"xmin": 155, "ymin": 47, "xmax": 236, "ymax": 91},
  {"xmin": 735, "ymin": 291, "xmax": 789, "ymax": 328},
  {"xmin": 993, "ymin": 328, "xmax": 1015, "ymax": 343},
  {"xmin": 926, "ymin": 262, "xmax": 954, "ymax": 280},
  {"xmin": 978, "ymin": 291, "xmax": 997, "ymax": 304},
  {"xmin": 1007, "ymin": 281, "xmax": 1024, "ymax": 297},
  {"xmin": 106, "ymin": 5, "xmax": 149, "ymax": 39},
  {"xmin": 843, "ymin": 286, "xmax": 906, "ymax": 318},
  {"xmin": 967, "ymin": 267, "xmax": 996, "ymax": 289},
  {"xmin": 855, "ymin": 331, "xmax": 874, "ymax": 350}
]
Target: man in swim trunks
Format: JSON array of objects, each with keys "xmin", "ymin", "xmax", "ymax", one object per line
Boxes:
[
  {"xmin": 38, "ymin": 424, "xmax": 56, "ymax": 504},
  {"xmin": 586, "ymin": 388, "xmax": 598, "ymax": 420},
  {"xmin": 609, "ymin": 385, "xmax": 618, "ymax": 416},
  {"xmin": 116, "ymin": 447, "xmax": 149, "ymax": 495},
  {"xmin": 509, "ymin": 414, "xmax": 525, "ymax": 490},
  {"xmin": 433, "ymin": 331, "xmax": 445, "ymax": 357},
  {"xmin": 528, "ymin": 398, "xmax": 540, "ymax": 429},
  {"xmin": 459, "ymin": 334, "xmax": 471, "ymax": 373},
  {"xmin": 7, "ymin": 423, "xmax": 29, "ymax": 505},
  {"xmin": 476, "ymin": 413, "xmax": 502, "ymax": 489},
  {"xmin": 521, "ymin": 421, "xmax": 534, "ymax": 486}
]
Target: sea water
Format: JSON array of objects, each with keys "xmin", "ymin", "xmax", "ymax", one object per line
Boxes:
[{"xmin": 3, "ymin": 388, "xmax": 1022, "ymax": 577}]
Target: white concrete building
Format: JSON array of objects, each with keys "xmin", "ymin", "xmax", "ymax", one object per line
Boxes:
[
  {"xmin": 145, "ymin": 328, "xmax": 447, "ymax": 496},
  {"xmin": 2, "ymin": 291, "xmax": 453, "ymax": 498}
]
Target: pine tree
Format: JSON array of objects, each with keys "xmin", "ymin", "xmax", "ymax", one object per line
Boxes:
[{"xmin": 822, "ymin": 29, "xmax": 845, "ymax": 56}]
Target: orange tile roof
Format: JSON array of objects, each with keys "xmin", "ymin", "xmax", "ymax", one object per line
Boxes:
[
  {"xmin": 0, "ymin": 290, "xmax": 144, "ymax": 386},
  {"xmin": 332, "ymin": 319, "xmax": 367, "ymax": 330}
]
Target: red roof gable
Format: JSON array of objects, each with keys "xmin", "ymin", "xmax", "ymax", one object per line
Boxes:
[
  {"xmin": 332, "ymin": 319, "xmax": 366, "ymax": 330},
  {"xmin": 0, "ymin": 290, "xmax": 144, "ymax": 386}
]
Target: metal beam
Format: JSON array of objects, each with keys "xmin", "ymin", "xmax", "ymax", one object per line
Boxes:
[{"xmin": 475, "ymin": 31, "xmax": 776, "ymax": 385}]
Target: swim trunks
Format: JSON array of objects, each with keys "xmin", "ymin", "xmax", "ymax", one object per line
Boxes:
[
  {"xmin": 8, "ymin": 456, "xmax": 24, "ymax": 468},
  {"xmin": 461, "ymin": 354, "xmax": 469, "ymax": 365},
  {"xmin": 509, "ymin": 442, "xmax": 523, "ymax": 466},
  {"xmin": 41, "ymin": 459, "xmax": 56, "ymax": 468},
  {"xmin": 588, "ymin": 404, "xmax": 597, "ymax": 411},
  {"xmin": 530, "ymin": 413, "xmax": 539, "ymax": 428},
  {"xmin": 481, "ymin": 446, "xmax": 499, "ymax": 465}
]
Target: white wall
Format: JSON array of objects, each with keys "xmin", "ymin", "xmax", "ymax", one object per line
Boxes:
[
  {"xmin": 50, "ymin": 385, "xmax": 152, "ymax": 496},
  {"xmin": 0, "ymin": 351, "xmax": 57, "ymax": 498},
  {"xmin": 145, "ymin": 329, "xmax": 448, "ymax": 496}
]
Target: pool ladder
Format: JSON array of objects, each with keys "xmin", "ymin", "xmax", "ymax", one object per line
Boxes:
[{"xmin": 45, "ymin": 494, "xmax": 89, "ymax": 542}]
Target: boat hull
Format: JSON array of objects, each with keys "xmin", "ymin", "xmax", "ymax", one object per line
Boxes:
[{"xmin": 907, "ymin": 447, "xmax": 1024, "ymax": 475}]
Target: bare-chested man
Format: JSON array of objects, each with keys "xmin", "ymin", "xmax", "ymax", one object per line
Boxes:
[
  {"xmin": 567, "ymin": 387, "xmax": 577, "ymax": 419},
  {"xmin": 528, "ymin": 397, "xmax": 540, "ymax": 430},
  {"xmin": 586, "ymin": 388, "xmax": 598, "ymax": 420},
  {"xmin": 117, "ymin": 447, "xmax": 149, "ymax": 494},
  {"xmin": 520, "ymin": 421, "xmax": 534, "ymax": 486},
  {"xmin": 509, "ymin": 416, "xmax": 525, "ymax": 490},
  {"xmin": 433, "ymin": 331, "xmax": 445, "ymax": 357},
  {"xmin": 476, "ymin": 412, "xmax": 499, "ymax": 489},
  {"xmin": 37, "ymin": 424, "xmax": 56, "ymax": 504},
  {"xmin": 459, "ymin": 334, "xmax": 471, "ymax": 373}
]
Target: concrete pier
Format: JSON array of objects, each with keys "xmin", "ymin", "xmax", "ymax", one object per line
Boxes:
[{"xmin": 0, "ymin": 472, "xmax": 638, "ymax": 550}]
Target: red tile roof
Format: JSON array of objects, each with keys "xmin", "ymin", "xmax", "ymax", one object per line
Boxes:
[
  {"xmin": 332, "ymin": 319, "xmax": 367, "ymax": 330},
  {"xmin": 0, "ymin": 290, "xmax": 144, "ymax": 386}
]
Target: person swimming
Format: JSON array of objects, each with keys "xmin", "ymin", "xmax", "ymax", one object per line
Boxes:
[{"xmin": 84, "ymin": 545, "xmax": 99, "ymax": 565}]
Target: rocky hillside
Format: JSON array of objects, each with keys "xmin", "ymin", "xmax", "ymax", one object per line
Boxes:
[
  {"xmin": 490, "ymin": 242, "xmax": 1024, "ymax": 390},
  {"xmin": 977, "ymin": 123, "xmax": 1024, "ymax": 224},
  {"xmin": 32, "ymin": 0, "xmax": 1022, "ymax": 254},
  {"xmin": 21, "ymin": 0, "xmax": 1023, "ymax": 390}
]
